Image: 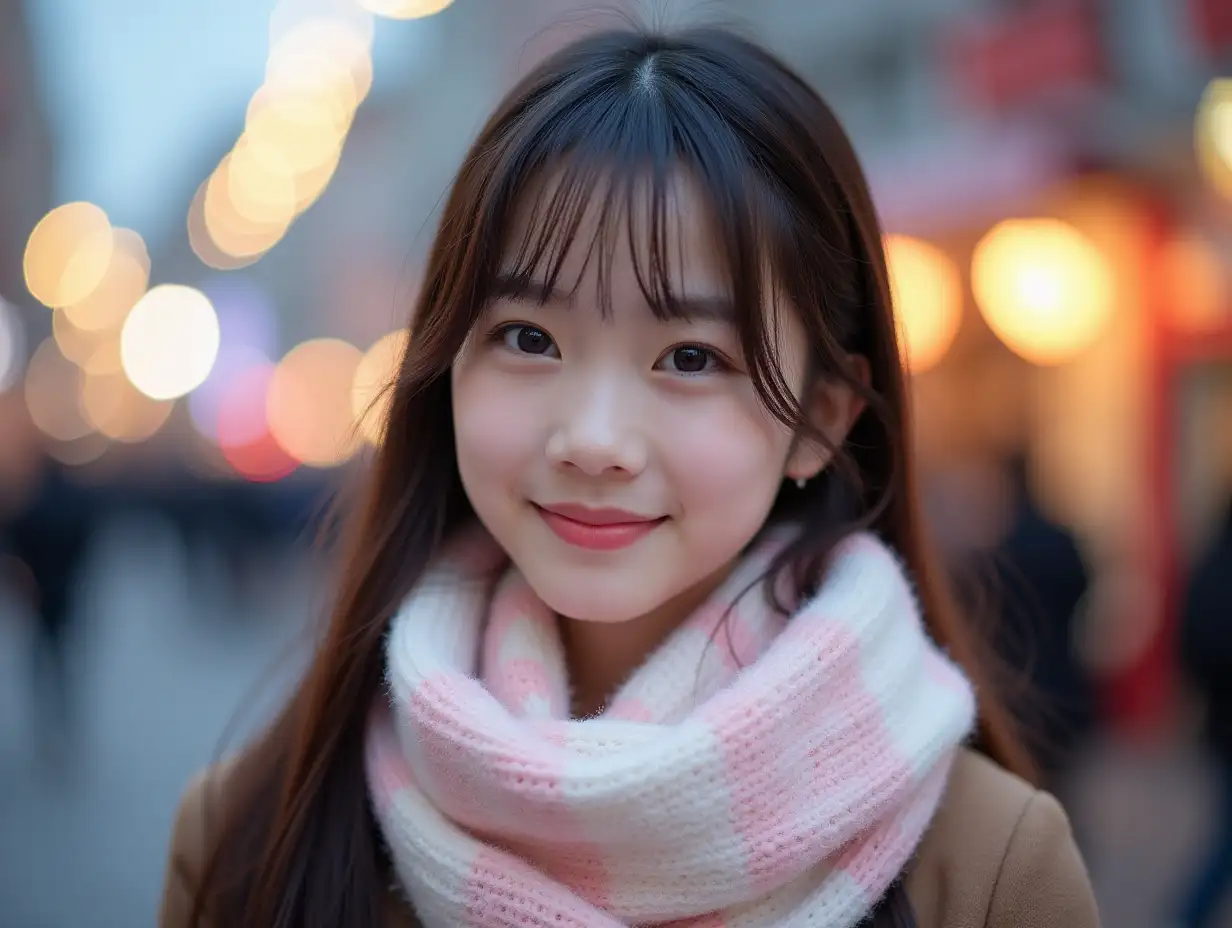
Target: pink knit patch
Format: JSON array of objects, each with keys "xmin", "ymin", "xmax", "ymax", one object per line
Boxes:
[
  {"xmin": 830, "ymin": 813, "xmax": 910, "ymax": 901},
  {"xmin": 704, "ymin": 620, "xmax": 916, "ymax": 895},
  {"xmin": 365, "ymin": 716, "xmax": 414, "ymax": 815},
  {"xmin": 493, "ymin": 657, "xmax": 559, "ymax": 716},
  {"xmin": 465, "ymin": 846, "xmax": 612, "ymax": 926},
  {"xmin": 411, "ymin": 674, "xmax": 613, "ymax": 907},
  {"xmin": 524, "ymin": 840, "xmax": 613, "ymax": 912},
  {"xmin": 409, "ymin": 674, "xmax": 505, "ymax": 825},
  {"xmin": 483, "ymin": 579, "xmax": 537, "ymax": 671}
]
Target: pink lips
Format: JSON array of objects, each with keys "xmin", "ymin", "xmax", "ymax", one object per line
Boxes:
[{"xmin": 535, "ymin": 503, "xmax": 666, "ymax": 551}]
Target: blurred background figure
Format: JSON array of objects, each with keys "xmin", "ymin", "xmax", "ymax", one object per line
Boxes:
[
  {"xmin": 987, "ymin": 453, "xmax": 1096, "ymax": 797},
  {"xmin": 926, "ymin": 450, "xmax": 1095, "ymax": 809},
  {"xmin": 1175, "ymin": 494, "xmax": 1232, "ymax": 928},
  {"xmin": 0, "ymin": 420, "xmax": 97, "ymax": 768},
  {"xmin": 2, "ymin": 0, "xmax": 1232, "ymax": 924}
]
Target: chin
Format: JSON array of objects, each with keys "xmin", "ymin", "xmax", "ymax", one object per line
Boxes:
[{"xmin": 522, "ymin": 567, "xmax": 672, "ymax": 624}]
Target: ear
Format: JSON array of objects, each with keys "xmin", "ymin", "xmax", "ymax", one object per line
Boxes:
[{"xmin": 785, "ymin": 355, "xmax": 871, "ymax": 482}]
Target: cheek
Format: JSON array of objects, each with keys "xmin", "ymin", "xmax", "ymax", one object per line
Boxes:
[
  {"xmin": 661, "ymin": 393, "xmax": 792, "ymax": 500},
  {"xmin": 452, "ymin": 366, "xmax": 538, "ymax": 484}
]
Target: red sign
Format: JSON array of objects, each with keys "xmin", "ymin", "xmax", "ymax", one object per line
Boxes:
[
  {"xmin": 1190, "ymin": 0, "xmax": 1232, "ymax": 55},
  {"xmin": 947, "ymin": 3, "xmax": 1105, "ymax": 112}
]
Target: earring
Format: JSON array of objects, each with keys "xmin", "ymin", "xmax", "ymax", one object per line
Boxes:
[{"xmin": 795, "ymin": 477, "xmax": 807, "ymax": 490}]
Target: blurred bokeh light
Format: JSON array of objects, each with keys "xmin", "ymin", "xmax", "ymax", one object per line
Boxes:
[
  {"xmin": 358, "ymin": 0, "xmax": 456, "ymax": 19},
  {"xmin": 267, "ymin": 337, "xmax": 363, "ymax": 467},
  {"xmin": 1160, "ymin": 233, "xmax": 1227, "ymax": 333},
  {"xmin": 186, "ymin": 1, "xmax": 374, "ymax": 272},
  {"xmin": 61, "ymin": 228, "xmax": 150, "ymax": 332},
  {"xmin": 352, "ymin": 329, "xmax": 406, "ymax": 446},
  {"xmin": 190, "ymin": 345, "xmax": 271, "ymax": 444},
  {"xmin": 52, "ymin": 307, "xmax": 109, "ymax": 369},
  {"xmin": 201, "ymin": 157, "xmax": 295, "ymax": 263},
  {"xmin": 46, "ymin": 431, "xmax": 111, "ymax": 467},
  {"xmin": 120, "ymin": 284, "xmax": 221, "ymax": 400},
  {"xmin": 81, "ymin": 369, "xmax": 174, "ymax": 443},
  {"xmin": 24, "ymin": 337, "xmax": 92, "ymax": 442},
  {"xmin": 885, "ymin": 234, "xmax": 962, "ymax": 374},
  {"xmin": 219, "ymin": 361, "xmax": 299, "ymax": 481},
  {"xmin": 1196, "ymin": 77, "xmax": 1232, "ymax": 199},
  {"xmin": 971, "ymin": 218, "xmax": 1115, "ymax": 366},
  {"xmin": 23, "ymin": 202, "xmax": 115, "ymax": 309}
]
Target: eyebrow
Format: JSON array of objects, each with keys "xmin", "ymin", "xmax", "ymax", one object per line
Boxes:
[{"xmin": 490, "ymin": 272, "xmax": 737, "ymax": 324}]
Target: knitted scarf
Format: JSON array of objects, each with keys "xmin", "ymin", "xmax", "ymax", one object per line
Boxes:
[{"xmin": 366, "ymin": 527, "xmax": 976, "ymax": 927}]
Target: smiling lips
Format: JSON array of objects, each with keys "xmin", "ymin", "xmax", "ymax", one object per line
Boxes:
[{"xmin": 535, "ymin": 502, "xmax": 667, "ymax": 551}]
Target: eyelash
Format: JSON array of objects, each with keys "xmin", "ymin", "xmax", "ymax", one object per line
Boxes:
[{"xmin": 487, "ymin": 322, "xmax": 731, "ymax": 376}]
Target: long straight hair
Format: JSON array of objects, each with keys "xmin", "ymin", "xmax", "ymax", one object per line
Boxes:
[{"xmin": 190, "ymin": 26, "xmax": 1034, "ymax": 928}]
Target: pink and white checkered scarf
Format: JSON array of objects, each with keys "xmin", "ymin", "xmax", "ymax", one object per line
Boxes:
[{"xmin": 366, "ymin": 527, "xmax": 975, "ymax": 927}]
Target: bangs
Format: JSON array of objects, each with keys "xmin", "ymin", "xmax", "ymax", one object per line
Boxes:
[
  {"xmin": 494, "ymin": 156, "xmax": 744, "ymax": 325},
  {"xmin": 467, "ymin": 66, "xmax": 807, "ymax": 429}
]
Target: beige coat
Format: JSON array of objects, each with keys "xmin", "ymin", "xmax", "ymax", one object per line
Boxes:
[{"xmin": 160, "ymin": 748, "xmax": 1099, "ymax": 928}]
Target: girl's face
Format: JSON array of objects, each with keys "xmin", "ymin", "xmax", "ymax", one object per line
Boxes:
[{"xmin": 451, "ymin": 178, "xmax": 826, "ymax": 625}]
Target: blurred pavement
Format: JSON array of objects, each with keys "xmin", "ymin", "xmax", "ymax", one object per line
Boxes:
[{"xmin": 0, "ymin": 512, "xmax": 317, "ymax": 928}]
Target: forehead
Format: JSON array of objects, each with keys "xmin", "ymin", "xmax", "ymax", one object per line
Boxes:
[{"xmin": 498, "ymin": 167, "xmax": 729, "ymax": 302}]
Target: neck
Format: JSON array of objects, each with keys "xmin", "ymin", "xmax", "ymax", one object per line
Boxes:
[{"xmin": 557, "ymin": 558, "xmax": 735, "ymax": 717}]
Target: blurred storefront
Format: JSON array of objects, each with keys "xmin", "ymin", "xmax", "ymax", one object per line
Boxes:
[{"xmin": 759, "ymin": 0, "xmax": 1232, "ymax": 736}]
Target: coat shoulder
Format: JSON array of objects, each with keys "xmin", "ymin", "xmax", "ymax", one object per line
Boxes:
[
  {"xmin": 905, "ymin": 749, "xmax": 1100, "ymax": 928},
  {"xmin": 158, "ymin": 754, "xmax": 417, "ymax": 928},
  {"xmin": 158, "ymin": 756, "xmax": 242, "ymax": 928}
]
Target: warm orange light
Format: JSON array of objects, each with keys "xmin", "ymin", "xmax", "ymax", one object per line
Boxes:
[
  {"xmin": 267, "ymin": 338, "xmax": 363, "ymax": 467},
  {"xmin": 24, "ymin": 338, "xmax": 92, "ymax": 442},
  {"xmin": 81, "ymin": 370, "xmax": 174, "ymax": 442},
  {"xmin": 81, "ymin": 338, "xmax": 123, "ymax": 376},
  {"xmin": 62, "ymin": 228, "xmax": 150, "ymax": 332},
  {"xmin": 203, "ymin": 156, "xmax": 294, "ymax": 260},
  {"xmin": 884, "ymin": 235, "xmax": 962, "ymax": 374},
  {"xmin": 1160, "ymin": 234, "xmax": 1227, "ymax": 332},
  {"xmin": 226, "ymin": 133, "xmax": 300, "ymax": 227},
  {"xmin": 188, "ymin": 180, "xmax": 259, "ymax": 271},
  {"xmin": 1196, "ymin": 78, "xmax": 1232, "ymax": 199},
  {"xmin": 971, "ymin": 218, "xmax": 1115, "ymax": 366},
  {"xmin": 47, "ymin": 432, "xmax": 110, "ymax": 467},
  {"xmin": 244, "ymin": 82, "xmax": 351, "ymax": 176},
  {"xmin": 267, "ymin": 15, "xmax": 373, "ymax": 108},
  {"xmin": 52, "ymin": 308, "xmax": 108, "ymax": 368},
  {"xmin": 352, "ymin": 329, "xmax": 407, "ymax": 445},
  {"xmin": 23, "ymin": 202, "xmax": 115, "ymax": 309},
  {"xmin": 266, "ymin": 42, "xmax": 369, "ymax": 117}
]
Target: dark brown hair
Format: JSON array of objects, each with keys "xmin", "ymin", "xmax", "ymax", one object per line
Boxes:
[{"xmin": 189, "ymin": 25, "xmax": 1033, "ymax": 927}]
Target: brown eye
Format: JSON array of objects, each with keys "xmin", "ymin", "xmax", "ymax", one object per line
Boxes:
[
  {"xmin": 658, "ymin": 344, "xmax": 719, "ymax": 375},
  {"xmin": 499, "ymin": 324, "xmax": 558, "ymax": 358}
]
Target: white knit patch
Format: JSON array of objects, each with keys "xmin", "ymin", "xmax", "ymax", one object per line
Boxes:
[
  {"xmin": 561, "ymin": 719, "xmax": 755, "ymax": 922},
  {"xmin": 811, "ymin": 539, "xmax": 974, "ymax": 781}
]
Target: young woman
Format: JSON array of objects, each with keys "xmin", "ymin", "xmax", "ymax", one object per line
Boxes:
[{"xmin": 159, "ymin": 26, "xmax": 1099, "ymax": 928}]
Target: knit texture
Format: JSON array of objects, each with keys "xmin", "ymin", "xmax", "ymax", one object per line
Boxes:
[{"xmin": 366, "ymin": 527, "xmax": 976, "ymax": 927}]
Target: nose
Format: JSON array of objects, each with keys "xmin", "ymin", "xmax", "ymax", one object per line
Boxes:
[{"xmin": 545, "ymin": 375, "xmax": 647, "ymax": 478}]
